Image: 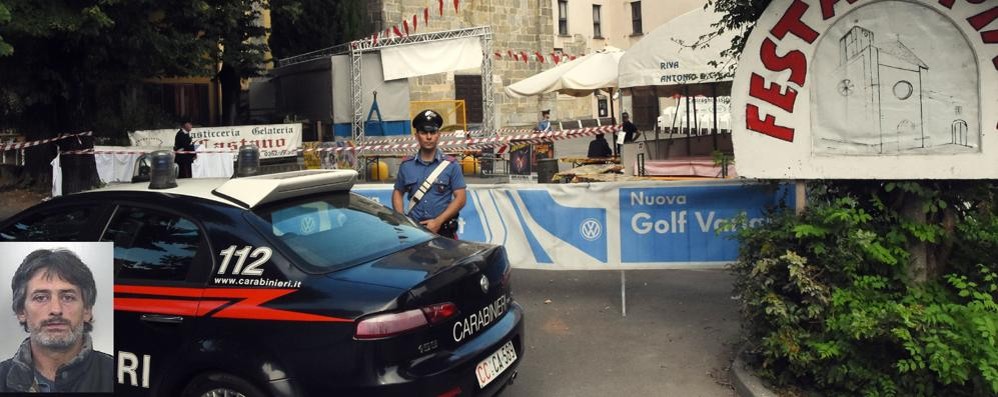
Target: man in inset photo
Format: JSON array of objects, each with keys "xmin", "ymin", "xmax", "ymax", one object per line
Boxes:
[{"xmin": 0, "ymin": 248, "xmax": 113, "ymax": 392}]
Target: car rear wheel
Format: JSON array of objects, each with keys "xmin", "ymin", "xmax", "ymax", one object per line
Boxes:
[{"xmin": 181, "ymin": 372, "xmax": 267, "ymax": 397}]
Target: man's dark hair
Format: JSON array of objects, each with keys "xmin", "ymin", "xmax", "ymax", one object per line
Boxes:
[{"xmin": 11, "ymin": 249, "xmax": 97, "ymax": 332}]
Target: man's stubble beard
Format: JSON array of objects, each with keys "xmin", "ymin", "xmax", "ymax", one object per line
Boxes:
[{"xmin": 30, "ymin": 318, "xmax": 86, "ymax": 351}]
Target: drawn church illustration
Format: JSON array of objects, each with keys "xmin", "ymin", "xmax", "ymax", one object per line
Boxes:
[
  {"xmin": 837, "ymin": 25, "xmax": 930, "ymax": 153},
  {"xmin": 813, "ymin": 21, "xmax": 980, "ymax": 155}
]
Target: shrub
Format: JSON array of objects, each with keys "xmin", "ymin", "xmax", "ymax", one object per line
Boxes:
[{"xmin": 731, "ymin": 181, "xmax": 998, "ymax": 396}]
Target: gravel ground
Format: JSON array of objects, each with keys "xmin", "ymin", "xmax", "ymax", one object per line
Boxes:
[{"xmin": 0, "ymin": 189, "xmax": 48, "ymax": 221}]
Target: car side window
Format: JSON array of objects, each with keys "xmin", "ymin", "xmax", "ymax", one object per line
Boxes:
[
  {"xmin": 103, "ymin": 206, "xmax": 203, "ymax": 282},
  {"xmin": 0, "ymin": 206, "xmax": 95, "ymax": 241}
]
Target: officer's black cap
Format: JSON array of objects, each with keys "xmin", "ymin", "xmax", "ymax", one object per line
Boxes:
[{"xmin": 412, "ymin": 109, "xmax": 444, "ymax": 133}]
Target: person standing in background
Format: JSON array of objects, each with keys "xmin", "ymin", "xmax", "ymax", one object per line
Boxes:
[
  {"xmin": 536, "ymin": 110, "xmax": 551, "ymax": 132},
  {"xmin": 617, "ymin": 112, "xmax": 640, "ymax": 155},
  {"xmin": 173, "ymin": 121, "xmax": 196, "ymax": 179}
]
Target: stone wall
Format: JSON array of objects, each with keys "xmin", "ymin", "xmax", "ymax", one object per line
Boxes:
[{"xmin": 375, "ymin": 0, "xmax": 594, "ymax": 130}]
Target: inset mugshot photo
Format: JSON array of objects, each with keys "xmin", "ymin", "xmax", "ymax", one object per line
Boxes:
[{"xmin": 0, "ymin": 242, "xmax": 113, "ymax": 393}]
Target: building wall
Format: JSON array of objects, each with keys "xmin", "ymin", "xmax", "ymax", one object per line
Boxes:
[
  {"xmin": 372, "ymin": 0, "xmax": 708, "ymax": 130},
  {"xmin": 378, "ymin": 0, "xmax": 564, "ymax": 130}
]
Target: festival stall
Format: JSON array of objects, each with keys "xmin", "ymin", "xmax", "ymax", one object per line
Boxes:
[{"xmin": 617, "ymin": 7, "xmax": 739, "ymax": 176}]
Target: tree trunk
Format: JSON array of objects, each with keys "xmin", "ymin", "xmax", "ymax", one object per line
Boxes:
[
  {"xmin": 901, "ymin": 195, "xmax": 947, "ymax": 284},
  {"xmin": 219, "ymin": 65, "xmax": 241, "ymax": 126}
]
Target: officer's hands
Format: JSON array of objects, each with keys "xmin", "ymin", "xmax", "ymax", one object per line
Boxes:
[{"xmin": 420, "ymin": 218, "xmax": 443, "ymax": 233}]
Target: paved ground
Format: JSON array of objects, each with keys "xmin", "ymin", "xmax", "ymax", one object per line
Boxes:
[{"xmin": 503, "ymin": 268, "xmax": 739, "ymax": 397}]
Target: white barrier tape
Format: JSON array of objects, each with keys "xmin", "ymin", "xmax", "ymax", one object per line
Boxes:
[{"xmin": 0, "ymin": 131, "xmax": 93, "ymax": 152}]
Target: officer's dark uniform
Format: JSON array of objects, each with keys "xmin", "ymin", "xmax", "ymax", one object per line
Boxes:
[
  {"xmin": 394, "ymin": 110, "xmax": 466, "ymax": 238},
  {"xmin": 174, "ymin": 127, "xmax": 196, "ymax": 179}
]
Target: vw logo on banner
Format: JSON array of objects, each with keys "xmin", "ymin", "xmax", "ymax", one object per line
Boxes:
[{"xmin": 580, "ymin": 218, "xmax": 602, "ymax": 241}]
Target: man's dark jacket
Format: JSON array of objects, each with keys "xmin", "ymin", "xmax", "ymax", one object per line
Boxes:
[
  {"xmin": 174, "ymin": 129, "xmax": 196, "ymax": 164},
  {"xmin": 0, "ymin": 335, "xmax": 114, "ymax": 392},
  {"xmin": 587, "ymin": 136, "xmax": 613, "ymax": 158}
]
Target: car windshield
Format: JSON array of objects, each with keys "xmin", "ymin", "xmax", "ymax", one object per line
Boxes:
[{"xmin": 252, "ymin": 192, "xmax": 433, "ymax": 272}]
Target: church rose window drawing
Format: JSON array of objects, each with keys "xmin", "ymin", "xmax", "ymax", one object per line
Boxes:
[{"xmin": 811, "ymin": 1, "xmax": 980, "ymax": 156}]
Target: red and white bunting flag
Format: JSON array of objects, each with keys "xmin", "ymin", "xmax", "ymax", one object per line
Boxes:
[
  {"xmin": 520, "ymin": 51, "xmax": 528, "ymax": 64},
  {"xmin": 535, "ymin": 52, "xmax": 545, "ymax": 63},
  {"xmin": 438, "ymin": 0, "xmax": 444, "ymax": 16},
  {"xmin": 454, "ymin": 0, "xmax": 460, "ymax": 13},
  {"xmin": 494, "ymin": 52, "xmax": 502, "ymax": 59},
  {"xmin": 403, "ymin": 20, "xmax": 410, "ymax": 36},
  {"xmin": 507, "ymin": 50, "xmax": 515, "ymax": 60},
  {"xmin": 424, "ymin": 7, "xmax": 429, "ymax": 25},
  {"xmin": 412, "ymin": 14, "xmax": 418, "ymax": 32},
  {"xmin": 551, "ymin": 53, "xmax": 561, "ymax": 64},
  {"xmin": 385, "ymin": 28, "xmax": 390, "ymax": 38},
  {"xmin": 372, "ymin": 32, "xmax": 379, "ymax": 43},
  {"xmin": 569, "ymin": 55, "xmax": 577, "ymax": 61},
  {"xmin": 392, "ymin": 25, "xmax": 403, "ymax": 38}
]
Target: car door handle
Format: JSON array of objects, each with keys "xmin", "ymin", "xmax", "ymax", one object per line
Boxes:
[{"xmin": 140, "ymin": 314, "xmax": 184, "ymax": 324}]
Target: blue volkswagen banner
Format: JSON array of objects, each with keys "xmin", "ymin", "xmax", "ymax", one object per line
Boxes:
[{"xmin": 353, "ymin": 181, "xmax": 793, "ymax": 270}]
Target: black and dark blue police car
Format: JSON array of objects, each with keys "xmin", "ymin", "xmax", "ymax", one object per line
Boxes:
[{"xmin": 0, "ymin": 150, "xmax": 524, "ymax": 396}]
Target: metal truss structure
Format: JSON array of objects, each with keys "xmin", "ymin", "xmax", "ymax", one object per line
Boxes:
[{"xmin": 349, "ymin": 26, "xmax": 495, "ymax": 141}]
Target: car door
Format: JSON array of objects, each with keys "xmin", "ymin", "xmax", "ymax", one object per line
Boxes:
[{"xmin": 101, "ymin": 204, "xmax": 214, "ymax": 397}]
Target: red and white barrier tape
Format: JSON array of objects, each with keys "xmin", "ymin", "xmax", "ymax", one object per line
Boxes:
[
  {"xmin": 58, "ymin": 126, "xmax": 621, "ymax": 155},
  {"xmin": 0, "ymin": 131, "xmax": 93, "ymax": 152}
]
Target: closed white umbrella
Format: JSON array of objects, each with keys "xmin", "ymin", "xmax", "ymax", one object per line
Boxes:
[{"xmin": 505, "ymin": 46, "xmax": 624, "ymax": 98}]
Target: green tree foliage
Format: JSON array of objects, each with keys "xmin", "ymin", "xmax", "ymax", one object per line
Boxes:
[
  {"xmin": 0, "ymin": 1, "xmax": 11, "ymax": 56},
  {"xmin": 0, "ymin": 0, "xmax": 270, "ymax": 135},
  {"xmin": 0, "ymin": 0, "xmax": 269, "ymax": 187},
  {"xmin": 269, "ymin": 0, "xmax": 368, "ymax": 60},
  {"xmin": 198, "ymin": 0, "xmax": 270, "ymax": 125},
  {"xmin": 731, "ymin": 181, "xmax": 998, "ymax": 396}
]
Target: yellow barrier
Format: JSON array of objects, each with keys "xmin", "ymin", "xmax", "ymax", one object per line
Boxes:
[
  {"xmin": 368, "ymin": 160, "xmax": 390, "ymax": 181},
  {"xmin": 460, "ymin": 156, "xmax": 479, "ymax": 176}
]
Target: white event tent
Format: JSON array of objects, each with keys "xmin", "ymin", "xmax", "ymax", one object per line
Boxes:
[
  {"xmin": 617, "ymin": 7, "xmax": 740, "ymax": 150},
  {"xmin": 505, "ymin": 46, "xmax": 625, "ymax": 98}
]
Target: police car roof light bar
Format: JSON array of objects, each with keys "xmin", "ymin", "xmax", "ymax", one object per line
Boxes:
[
  {"xmin": 148, "ymin": 150, "xmax": 178, "ymax": 189},
  {"xmin": 235, "ymin": 144, "xmax": 261, "ymax": 178}
]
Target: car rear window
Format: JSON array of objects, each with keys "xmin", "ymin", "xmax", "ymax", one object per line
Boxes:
[{"xmin": 253, "ymin": 192, "xmax": 433, "ymax": 272}]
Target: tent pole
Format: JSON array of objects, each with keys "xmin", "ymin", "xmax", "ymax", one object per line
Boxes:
[
  {"xmin": 653, "ymin": 89, "xmax": 659, "ymax": 160},
  {"xmin": 609, "ymin": 88, "xmax": 616, "ymax": 125},
  {"xmin": 684, "ymin": 86, "xmax": 691, "ymax": 156},
  {"xmin": 712, "ymin": 83, "xmax": 718, "ymax": 150}
]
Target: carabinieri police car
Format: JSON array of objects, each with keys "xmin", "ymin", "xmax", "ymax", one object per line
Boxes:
[{"xmin": 0, "ymin": 150, "xmax": 524, "ymax": 396}]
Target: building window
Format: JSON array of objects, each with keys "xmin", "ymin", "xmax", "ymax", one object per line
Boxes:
[
  {"xmin": 592, "ymin": 5, "xmax": 602, "ymax": 38},
  {"xmin": 558, "ymin": 0, "xmax": 568, "ymax": 36},
  {"xmin": 631, "ymin": 1, "xmax": 642, "ymax": 35}
]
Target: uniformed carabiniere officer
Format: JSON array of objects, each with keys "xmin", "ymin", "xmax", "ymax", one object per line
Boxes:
[{"xmin": 392, "ymin": 109, "xmax": 467, "ymax": 238}]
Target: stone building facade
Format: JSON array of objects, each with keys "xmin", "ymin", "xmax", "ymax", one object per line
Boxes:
[
  {"xmin": 362, "ymin": 0, "xmax": 707, "ymax": 131},
  {"xmin": 368, "ymin": 0, "xmax": 592, "ymax": 130}
]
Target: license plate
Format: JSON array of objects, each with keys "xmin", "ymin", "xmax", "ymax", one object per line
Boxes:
[{"xmin": 475, "ymin": 340, "xmax": 517, "ymax": 388}]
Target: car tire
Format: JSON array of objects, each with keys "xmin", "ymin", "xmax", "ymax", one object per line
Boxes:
[{"xmin": 181, "ymin": 372, "xmax": 267, "ymax": 397}]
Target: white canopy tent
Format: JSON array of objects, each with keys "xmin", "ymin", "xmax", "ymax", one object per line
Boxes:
[
  {"xmin": 617, "ymin": 7, "xmax": 740, "ymax": 153},
  {"xmin": 505, "ymin": 46, "xmax": 625, "ymax": 98},
  {"xmin": 618, "ymin": 7, "xmax": 736, "ymax": 93}
]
